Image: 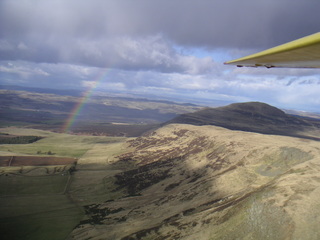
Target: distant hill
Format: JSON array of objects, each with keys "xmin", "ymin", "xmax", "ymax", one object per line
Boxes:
[
  {"xmin": 0, "ymin": 88, "xmax": 201, "ymax": 136},
  {"xmin": 167, "ymin": 102, "xmax": 320, "ymax": 140}
]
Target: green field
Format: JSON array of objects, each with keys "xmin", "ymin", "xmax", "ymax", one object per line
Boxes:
[
  {"xmin": 0, "ymin": 195, "xmax": 83, "ymax": 240},
  {"xmin": 0, "ymin": 127, "xmax": 128, "ymax": 240},
  {"xmin": 0, "ymin": 172, "xmax": 83, "ymax": 240},
  {"xmin": 0, "ymin": 127, "xmax": 126, "ymax": 158},
  {"xmin": 0, "ymin": 175, "xmax": 69, "ymax": 195}
]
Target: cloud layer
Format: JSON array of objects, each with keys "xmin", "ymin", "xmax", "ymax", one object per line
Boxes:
[
  {"xmin": 2, "ymin": 0, "xmax": 320, "ymax": 68},
  {"xmin": 1, "ymin": 0, "xmax": 320, "ymax": 112}
]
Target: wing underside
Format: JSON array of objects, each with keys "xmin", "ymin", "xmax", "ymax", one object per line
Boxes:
[{"xmin": 225, "ymin": 32, "xmax": 320, "ymax": 68}]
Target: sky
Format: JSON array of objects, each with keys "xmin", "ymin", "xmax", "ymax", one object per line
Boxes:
[{"xmin": 1, "ymin": 0, "xmax": 320, "ymax": 112}]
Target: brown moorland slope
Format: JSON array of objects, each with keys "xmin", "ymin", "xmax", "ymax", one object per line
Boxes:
[{"xmin": 70, "ymin": 123, "xmax": 320, "ymax": 240}]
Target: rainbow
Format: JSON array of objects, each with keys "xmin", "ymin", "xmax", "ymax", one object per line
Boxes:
[{"xmin": 61, "ymin": 69, "xmax": 109, "ymax": 133}]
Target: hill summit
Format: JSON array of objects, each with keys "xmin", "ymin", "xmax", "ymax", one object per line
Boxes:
[{"xmin": 167, "ymin": 102, "xmax": 317, "ymax": 139}]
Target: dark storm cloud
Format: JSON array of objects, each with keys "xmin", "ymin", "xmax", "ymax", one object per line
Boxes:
[{"xmin": 1, "ymin": 0, "xmax": 320, "ymax": 70}]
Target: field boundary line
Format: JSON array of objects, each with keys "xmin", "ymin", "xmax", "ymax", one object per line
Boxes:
[{"xmin": 8, "ymin": 156, "xmax": 14, "ymax": 166}]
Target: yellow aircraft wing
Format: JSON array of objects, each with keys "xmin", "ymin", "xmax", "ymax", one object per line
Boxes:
[{"xmin": 224, "ymin": 32, "xmax": 320, "ymax": 68}]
